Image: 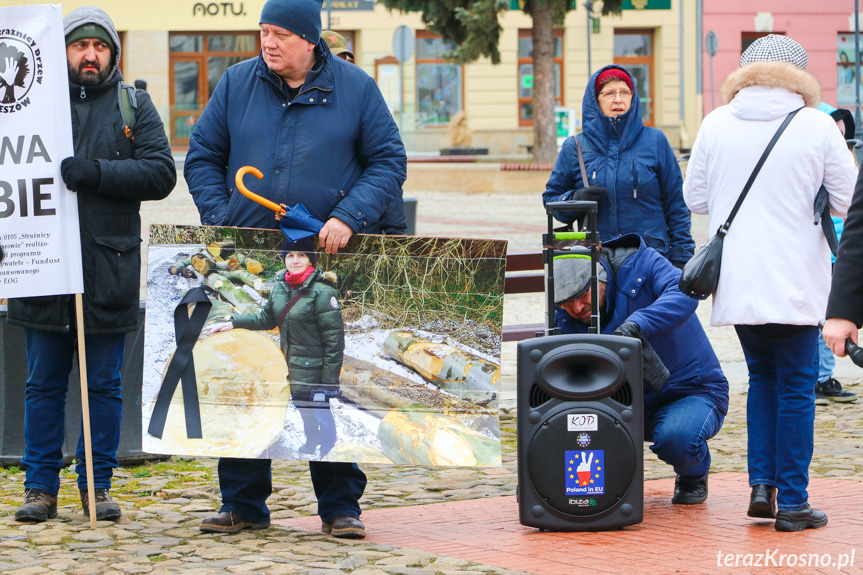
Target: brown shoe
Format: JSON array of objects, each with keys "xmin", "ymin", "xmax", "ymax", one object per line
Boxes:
[
  {"xmin": 80, "ymin": 488, "xmax": 122, "ymax": 522},
  {"xmin": 200, "ymin": 511, "xmax": 270, "ymax": 534},
  {"xmin": 15, "ymin": 488, "xmax": 58, "ymax": 523},
  {"xmin": 322, "ymin": 516, "xmax": 366, "ymax": 539}
]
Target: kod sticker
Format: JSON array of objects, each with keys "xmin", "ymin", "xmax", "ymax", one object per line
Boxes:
[
  {"xmin": 567, "ymin": 413, "xmax": 598, "ymax": 432},
  {"xmin": 330, "ymin": 296, "xmax": 339, "ymax": 309},
  {"xmin": 565, "ymin": 450, "xmax": 605, "ymax": 495}
]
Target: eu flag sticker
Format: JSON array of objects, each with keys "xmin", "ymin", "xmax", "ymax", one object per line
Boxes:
[{"xmin": 565, "ymin": 450, "xmax": 605, "ymax": 495}]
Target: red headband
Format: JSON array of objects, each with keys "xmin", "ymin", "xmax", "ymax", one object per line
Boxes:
[{"xmin": 595, "ymin": 69, "xmax": 634, "ymax": 96}]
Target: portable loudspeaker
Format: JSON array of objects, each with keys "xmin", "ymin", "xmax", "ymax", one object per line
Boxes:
[{"xmin": 516, "ymin": 333, "xmax": 644, "ymax": 531}]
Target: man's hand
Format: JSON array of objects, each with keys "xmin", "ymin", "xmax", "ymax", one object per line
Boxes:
[
  {"xmin": 61, "ymin": 157, "xmax": 101, "ymax": 192},
  {"xmin": 613, "ymin": 321, "xmax": 641, "ymax": 339},
  {"xmin": 319, "ymin": 217, "xmax": 353, "ymax": 254},
  {"xmin": 823, "ymin": 318, "xmax": 859, "ymax": 357},
  {"xmin": 0, "ymin": 57, "xmax": 18, "ymax": 88}
]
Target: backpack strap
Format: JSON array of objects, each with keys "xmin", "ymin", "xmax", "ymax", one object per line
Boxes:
[{"xmin": 117, "ymin": 82, "xmax": 138, "ymax": 140}]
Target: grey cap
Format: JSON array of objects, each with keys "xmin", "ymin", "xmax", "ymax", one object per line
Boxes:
[
  {"xmin": 740, "ymin": 34, "xmax": 808, "ymax": 69},
  {"xmin": 553, "ymin": 256, "xmax": 606, "ymax": 305}
]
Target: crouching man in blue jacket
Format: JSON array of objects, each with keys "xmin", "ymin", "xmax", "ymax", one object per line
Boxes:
[{"xmin": 554, "ymin": 234, "xmax": 729, "ymax": 504}]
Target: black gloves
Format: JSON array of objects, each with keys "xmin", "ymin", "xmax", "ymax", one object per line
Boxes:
[
  {"xmin": 61, "ymin": 157, "xmax": 101, "ymax": 193},
  {"xmin": 614, "ymin": 321, "xmax": 670, "ymax": 392},
  {"xmin": 572, "ymin": 186, "xmax": 607, "ymax": 203}
]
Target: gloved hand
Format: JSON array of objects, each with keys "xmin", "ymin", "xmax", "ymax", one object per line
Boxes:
[
  {"xmin": 614, "ymin": 321, "xmax": 670, "ymax": 392},
  {"xmin": 61, "ymin": 157, "xmax": 101, "ymax": 193},
  {"xmin": 572, "ymin": 186, "xmax": 607, "ymax": 203},
  {"xmin": 613, "ymin": 321, "xmax": 641, "ymax": 339}
]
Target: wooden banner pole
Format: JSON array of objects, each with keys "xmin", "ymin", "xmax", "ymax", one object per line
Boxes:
[{"xmin": 74, "ymin": 293, "xmax": 98, "ymax": 529}]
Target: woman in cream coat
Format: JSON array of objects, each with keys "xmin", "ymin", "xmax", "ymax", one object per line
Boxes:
[{"xmin": 683, "ymin": 35, "xmax": 857, "ymax": 532}]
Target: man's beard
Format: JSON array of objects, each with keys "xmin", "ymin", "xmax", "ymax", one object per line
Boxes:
[{"xmin": 68, "ymin": 59, "xmax": 111, "ymax": 86}]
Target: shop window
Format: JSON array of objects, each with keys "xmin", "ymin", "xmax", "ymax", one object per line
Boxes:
[
  {"xmin": 168, "ymin": 32, "xmax": 258, "ymax": 146},
  {"xmin": 838, "ymin": 33, "xmax": 858, "ymax": 107},
  {"xmin": 613, "ymin": 29, "xmax": 654, "ymax": 126},
  {"xmin": 517, "ymin": 29, "xmax": 563, "ymax": 126},
  {"xmin": 415, "ymin": 31, "xmax": 463, "ymax": 127}
]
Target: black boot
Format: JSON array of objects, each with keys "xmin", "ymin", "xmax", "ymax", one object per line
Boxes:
[
  {"xmin": 821, "ymin": 378, "xmax": 857, "ymax": 403},
  {"xmin": 747, "ymin": 484, "xmax": 777, "ymax": 518},
  {"xmin": 672, "ymin": 475, "xmax": 708, "ymax": 504},
  {"xmin": 774, "ymin": 505, "xmax": 828, "ymax": 532}
]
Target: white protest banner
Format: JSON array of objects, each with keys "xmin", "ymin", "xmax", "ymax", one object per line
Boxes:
[{"xmin": 0, "ymin": 4, "xmax": 82, "ymax": 299}]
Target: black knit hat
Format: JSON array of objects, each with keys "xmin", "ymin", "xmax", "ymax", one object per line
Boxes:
[
  {"xmin": 65, "ymin": 22, "xmax": 117, "ymax": 63},
  {"xmin": 260, "ymin": 0, "xmax": 322, "ymax": 43},
  {"xmin": 281, "ymin": 237, "xmax": 318, "ymax": 266}
]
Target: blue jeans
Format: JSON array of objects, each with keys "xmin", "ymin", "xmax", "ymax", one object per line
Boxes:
[
  {"xmin": 645, "ymin": 394, "xmax": 724, "ymax": 481},
  {"xmin": 218, "ymin": 458, "xmax": 367, "ymax": 524},
  {"xmin": 817, "ymin": 331, "xmax": 835, "ymax": 383},
  {"xmin": 735, "ymin": 325, "xmax": 818, "ymax": 511},
  {"xmin": 22, "ymin": 329, "xmax": 126, "ymax": 494}
]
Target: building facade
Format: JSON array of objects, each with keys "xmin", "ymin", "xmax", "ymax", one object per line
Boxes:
[
  {"xmin": 6, "ymin": 0, "xmax": 702, "ymax": 153},
  {"xmin": 701, "ymin": 1, "xmax": 863, "ymax": 121}
]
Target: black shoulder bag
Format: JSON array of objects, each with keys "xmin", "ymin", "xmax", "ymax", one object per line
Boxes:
[{"xmin": 679, "ymin": 108, "xmax": 801, "ymax": 300}]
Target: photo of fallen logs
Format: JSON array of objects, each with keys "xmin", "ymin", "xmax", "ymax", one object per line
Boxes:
[{"xmin": 144, "ymin": 225, "xmax": 507, "ymax": 466}]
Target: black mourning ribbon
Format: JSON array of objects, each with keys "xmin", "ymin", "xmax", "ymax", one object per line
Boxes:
[{"xmin": 147, "ymin": 287, "xmax": 211, "ymax": 439}]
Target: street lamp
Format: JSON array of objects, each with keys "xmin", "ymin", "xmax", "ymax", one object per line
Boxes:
[{"xmin": 584, "ymin": 1, "xmax": 602, "ymax": 77}]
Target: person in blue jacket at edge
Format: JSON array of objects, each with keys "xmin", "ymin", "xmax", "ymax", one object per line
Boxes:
[
  {"xmin": 183, "ymin": 0, "xmax": 407, "ymax": 539},
  {"xmin": 543, "ymin": 65, "xmax": 695, "ymax": 268},
  {"xmin": 554, "ymin": 234, "xmax": 728, "ymax": 503}
]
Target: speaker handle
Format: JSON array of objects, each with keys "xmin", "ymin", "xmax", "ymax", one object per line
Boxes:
[{"xmin": 544, "ymin": 201, "xmax": 600, "ymax": 335}]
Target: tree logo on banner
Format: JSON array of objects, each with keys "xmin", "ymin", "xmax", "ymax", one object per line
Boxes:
[{"xmin": 0, "ymin": 30, "xmax": 42, "ymax": 113}]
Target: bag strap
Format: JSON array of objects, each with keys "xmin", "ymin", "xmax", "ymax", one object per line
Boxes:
[
  {"xmin": 276, "ymin": 289, "xmax": 306, "ymax": 325},
  {"xmin": 718, "ymin": 107, "xmax": 802, "ymax": 235},
  {"xmin": 573, "ymin": 135, "xmax": 590, "ymax": 187}
]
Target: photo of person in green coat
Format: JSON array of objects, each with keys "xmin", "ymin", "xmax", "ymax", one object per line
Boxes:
[{"xmin": 209, "ymin": 237, "xmax": 344, "ymax": 457}]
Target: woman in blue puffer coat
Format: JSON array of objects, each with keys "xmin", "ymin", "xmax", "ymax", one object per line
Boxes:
[{"xmin": 543, "ymin": 65, "xmax": 695, "ymax": 267}]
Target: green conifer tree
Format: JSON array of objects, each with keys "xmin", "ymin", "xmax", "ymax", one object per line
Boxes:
[{"xmin": 379, "ymin": 0, "xmax": 623, "ymax": 163}]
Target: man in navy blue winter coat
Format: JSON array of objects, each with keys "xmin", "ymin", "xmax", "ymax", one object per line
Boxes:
[
  {"xmin": 184, "ymin": 0, "xmax": 406, "ymax": 539},
  {"xmin": 543, "ymin": 65, "xmax": 695, "ymax": 267},
  {"xmin": 555, "ymin": 235, "xmax": 728, "ymax": 503},
  {"xmin": 185, "ymin": 1, "xmax": 406, "ymax": 252}
]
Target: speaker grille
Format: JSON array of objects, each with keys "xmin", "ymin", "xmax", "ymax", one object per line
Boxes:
[
  {"xmin": 610, "ymin": 381, "xmax": 633, "ymax": 407},
  {"xmin": 529, "ymin": 383, "xmax": 552, "ymax": 408}
]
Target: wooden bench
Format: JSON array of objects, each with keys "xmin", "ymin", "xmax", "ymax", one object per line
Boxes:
[{"xmin": 503, "ymin": 251, "xmax": 546, "ymax": 342}]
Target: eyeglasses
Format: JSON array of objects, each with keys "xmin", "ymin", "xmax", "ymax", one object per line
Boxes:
[{"xmin": 598, "ymin": 89, "xmax": 633, "ymax": 100}]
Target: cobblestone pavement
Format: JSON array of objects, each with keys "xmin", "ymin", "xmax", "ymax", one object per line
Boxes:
[{"xmin": 1, "ymin": 171, "xmax": 862, "ymax": 574}]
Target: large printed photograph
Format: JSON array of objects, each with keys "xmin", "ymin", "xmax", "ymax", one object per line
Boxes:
[{"xmin": 142, "ymin": 225, "xmax": 506, "ymax": 467}]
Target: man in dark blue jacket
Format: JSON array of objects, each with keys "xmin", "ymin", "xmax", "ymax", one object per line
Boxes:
[
  {"xmin": 185, "ymin": 0, "xmax": 406, "ymax": 538},
  {"xmin": 555, "ymin": 235, "xmax": 728, "ymax": 503}
]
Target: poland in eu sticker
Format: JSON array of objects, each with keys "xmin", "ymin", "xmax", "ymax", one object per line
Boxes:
[{"xmin": 565, "ymin": 450, "xmax": 604, "ymax": 495}]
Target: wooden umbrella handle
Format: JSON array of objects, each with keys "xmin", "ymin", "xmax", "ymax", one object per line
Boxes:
[{"xmin": 235, "ymin": 166, "xmax": 286, "ymax": 215}]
